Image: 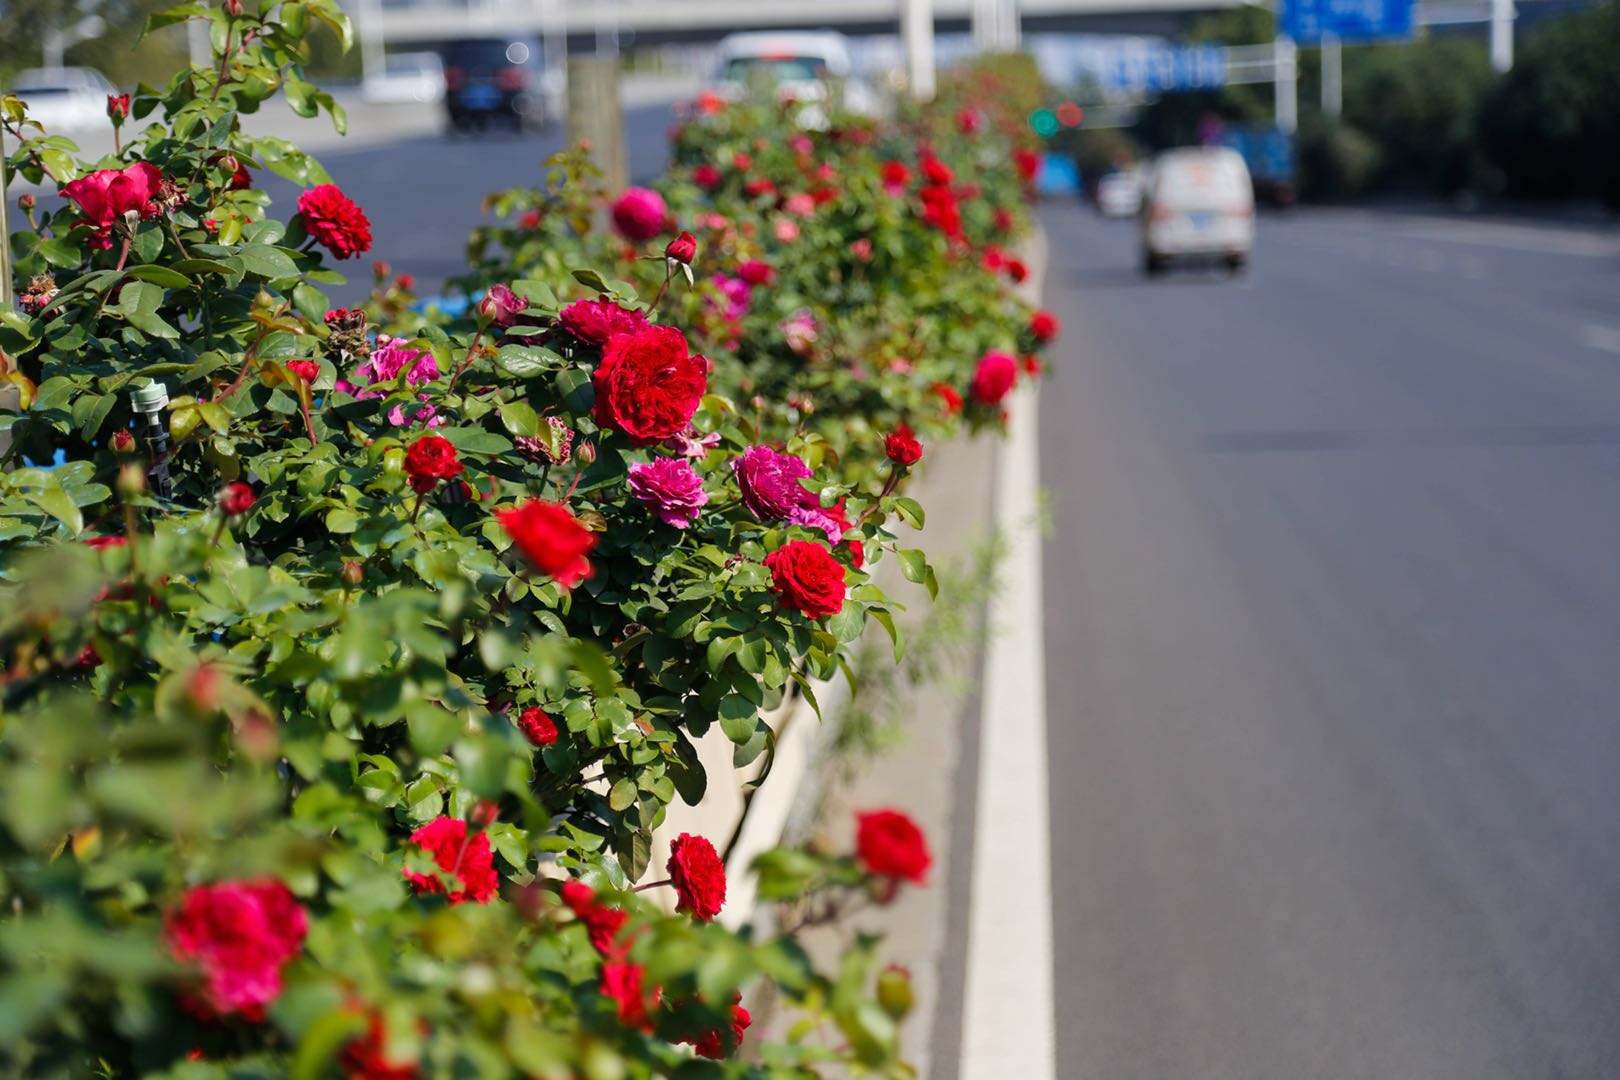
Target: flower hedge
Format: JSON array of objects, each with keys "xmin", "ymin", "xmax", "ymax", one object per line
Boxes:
[{"xmin": 0, "ymin": 3, "xmax": 1055, "ymax": 1075}]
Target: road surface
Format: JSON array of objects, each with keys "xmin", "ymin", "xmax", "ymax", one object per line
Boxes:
[
  {"xmin": 1039, "ymin": 202, "xmax": 1620, "ymax": 1079},
  {"xmin": 260, "ymin": 103, "xmax": 673, "ymax": 304}
]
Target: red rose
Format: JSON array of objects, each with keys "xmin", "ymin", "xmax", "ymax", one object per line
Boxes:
[
  {"xmin": 1014, "ymin": 148, "xmax": 1042, "ymax": 184},
  {"xmin": 601, "ymin": 961, "xmax": 661, "ymax": 1029},
  {"xmin": 217, "ymin": 481, "xmax": 255, "ymax": 516},
  {"xmin": 402, "ymin": 816, "xmax": 498, "ymax": 904},
  {"xmin": 1005, "ymin": 258, "xmax": 1029, "ymax": 283},
  {"xmin": 884, "ymin": 423, "xmax": 923, "ymax": 467},
  {"xmin": 731, "ymin": 151, "xmax": 753, "ymax": 172},
  {"xmin": 993, "ymin": 207, "xmax": 1016, "ymax": 233},
  {"xmin": 477, "ymin": 283, "xmax": 526, "ymax": 327},
  {"xmin": 971, "ymin": 351, "xmax": 1018, "ymax": 406},
  {"xmin": 561, "ymin": 880, "xmax": 630, "ymax": 957},
  {"xmin": 106, "ymin": 93, "xmax": 130, "ymax": 121},
  {"xmin": 763, "ymin": 540, "xmax": 847, "ymax": 619},
  {"xmin": 1030, "ymin": 309, "xmax": 1060, "ymax": 343},
  {"xmin": 286, "ymin": 359, "xmax": 319, "ymax": 383},
  {"xmin": 1021, "ymin": 354, "xmax": 1043, "ymax": 377},
  {"xmin": 342, "ymin": 1012, "xmax": 420, "ymax": 1080},
  {"xmin": 931, "ymin": 381, "xmax": 963, "ymax": 415},
  {"xmin": 228, "ymin": 158, "xmax": 252, "ymax": 190},
  {"xmin": 517, "ymin": 208, "xmax": 542, "ymax": 230},
  {"xmin": 685, "ymin": 999, "xmax": 752, "ymax": 1059},
  {"xmin": 403, "ymin": 434, "xmax": 462, "ymax": 494},
  {"xmin": 920, "ymin": 156, "xmax": 953, "ymax": 186},
  {"xmin": 557, "ymin": 297, "xmax": 648, "ymax": 347},
  {"xmin": 297, "ymin": 183, "xmax": 372, "ymax": 259},
  {"xmin": 956, "ymin": 107, "xmax": 981, "ymax": 134},
  {"xmin": 665, "ymin": 230, "xmax": 698, "ymax": 264},
  {"xmin": 881, "ymin": 160, "xmax": 912, "ymax": 193},
  {"xmin": 736, "ymin": 259, "xmax": 773, "ymax": 286},
  {"xmin": 743, "ymin": 177, "xmax": 777, "ymax": 199},
  {"xmin": 165, "ymin": 878, "xmax": 307, "ymax": 1019},
  {"xmin": 496, "ymin": 498, "xmax": 595, "ymax": 588},
  {"xmin": 855, "ymin": 808, "xmax": 932, "ymax": 883},
  {"xmin": 61, "ymin": 162, "xmax": 163, "ymax": 248},
  {"xmin": 919, "ymin": 184, "xmax": 963, "ymax": 239},
  {"xmin": 667, "ymin": 833, "xmax": 725, "ymax": 922},
  {"xmin": 692, "ymin": 163, "xmax": 722, "ymax": 189},
  {"xmin": 517, "ymin": 705, "xmax": 558, "ymax": 747},
  {"xmin": 592, "ymin": 324, "xmax": 707, "ymax": 444}
]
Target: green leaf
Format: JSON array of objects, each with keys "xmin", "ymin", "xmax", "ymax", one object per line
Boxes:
[
  {"xmin": 495, "ymin": 344, "xmax": 558, "ymax": 379},
  {"xmin": 237, "ymin": 244, "xmax": 300, "ymax": 280},
  {"xmin": 37, "ymin": 238, "xmax": 81, "ymax": 269},
  {"xmin": 718, "ymin": 695, "xmax": 757, "ymax": 744},
  {"xmin": 497, "ymin": 400, "xmax": 541, "ymax": 437},
  {"xmin": 324, "ymin": 507, "xmax": 358, "ymax": 534},
  {"xmin": 126, "ymin": 264, "xmax": 192, "ymax": 289},
  {"xmin": 22, "ymin": 484, "xmax": 82, "ymax": 535},
  {"xmin": 571, "ymin": 268, "xmax": 611, "ymax": 293}
]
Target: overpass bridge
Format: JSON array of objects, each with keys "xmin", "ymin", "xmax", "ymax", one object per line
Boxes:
[{"xmin": 355, "ymin": 0, "xmax": 1248, "ymax": 47}]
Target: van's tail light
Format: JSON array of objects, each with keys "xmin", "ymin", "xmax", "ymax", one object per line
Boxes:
[
  {"xmin": 496, "ymin": 68, "xmax": 527, "ymax": 92},
  {"xmin": 445, "ymin": 66, "xmax": 465, "ymax": 91}
]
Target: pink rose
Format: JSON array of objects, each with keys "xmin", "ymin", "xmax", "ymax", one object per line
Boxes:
[
  {"xmin": 557, "ymin": 297, "xmax": 649, "ymax": 347},
  {"xmin": 611, "ymin": 187, "xmax": 668, "ymax": 243},
  {"xmin": 61, "ymin": 162, "xmax": 164, "ymax": 249},
  {"xmin": 628, "ymin": 457, "xmax": 709, "ymax": 528},
  {"xmin": 732, "ymin": 445, "xmax": 812, "ymax": 521}
]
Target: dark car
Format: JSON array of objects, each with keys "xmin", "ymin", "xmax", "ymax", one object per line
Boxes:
[{"xmin": 443, "ymin": 37, "xmax": 546, "ymax": 132}]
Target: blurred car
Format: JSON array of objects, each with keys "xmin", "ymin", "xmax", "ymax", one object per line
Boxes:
[
  {"xmin": 8, "ymin": 67, "xmax": 117, "ymax": 131},
  {"xmin": 1096, "ymin": 168, "xmax": 1144, "ymax": 218},
  {"xmin": 711, "ymin": 31, "xmax": 879, "ymax": 120},
  {"xmin": 1141, "ymin": 147, "xmax": 1254, "ymax": 275},
  {"xmin": 363, "ymin": 51, "xmax": 445, "ymax": 105},
  {"xmin": 443, "ymin": 37, "xmax": 548, "ymax": 132}
]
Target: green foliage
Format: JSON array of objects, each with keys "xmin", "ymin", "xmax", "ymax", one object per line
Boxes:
[{"xmin": 1480, "ymin": 0, "xmax": 1620, "ymax": 206}]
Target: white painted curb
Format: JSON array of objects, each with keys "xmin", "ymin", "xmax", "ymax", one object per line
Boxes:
[{"xmin": 957, "ymin": 377, "xmax": 1055, "ymax": 1078}]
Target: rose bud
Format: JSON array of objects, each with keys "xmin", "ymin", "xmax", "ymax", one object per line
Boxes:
[
  {"xmin": 18, "ymin": 193, "xmax": 35, "ymax": 212},
  {"xmin": 217, "ymin": 481, "xmax": 256, "ymax": 516},
  {"xmin": 884, "ymin": 423, "xmax": 923, "ymax": 467},
  {"xmin": 341, "ymin": 560, "xmax": 364, "ymax": 586},
  {"xmin": 664, "ymin": 230, "xmax": 698, "ymax": 265},
  {"xmin": 373, "ymin": 260, "xmax": 392, "ymax": 281},
  {"xmin": 224, "ymin": 0, "xmax": 243, "ymax": 16},
  {"xmin": 106, "ymin": 94, "xmax": 130, "ymax": 122},
  {"xmin": 877, "ymin": 965, "xmax": 914, "ymax": 1019},
  {"xmin": 110, "ymin": 429, "xmax": 136, "ymax": 454},
  {"xmin": 477, "ymin": 283, "xmax": 526, "ymax": 328},
  {"xmin": 118, "ymin": 462, "xmax": 146, "ymax": 497},
  {"xmin": 472, "ymin": 800, "xmax": 500, "ymax": 826},
  {"xmin": 185, "ymin": 662, "xmax": 222, "ymax": 712},
  {"xmin": 575, "ymin": 440, "xmax": 597, "ymax": 465}
]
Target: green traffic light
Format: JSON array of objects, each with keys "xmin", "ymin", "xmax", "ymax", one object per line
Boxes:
[{"xmin": 1029, "ymin": 108, "xmax": 1059, "ymax": 138}]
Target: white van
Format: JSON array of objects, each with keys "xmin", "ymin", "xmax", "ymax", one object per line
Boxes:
[
  {"xmin": 1141, "ymin": 147, "xmax": 1255, "ymax": 275},
  {"xmin": 710, "ymin": 32, "xmax": 878, "ymax": 118}
]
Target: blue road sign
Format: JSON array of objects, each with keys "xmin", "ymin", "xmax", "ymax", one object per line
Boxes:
[
  {"xmin": 1094, "ymin": 43, "xmax": 1228, "ymax": 94},
  {"xmin": 1281, "ymin": 0, "xmax": 1414, "ymax": 42}
]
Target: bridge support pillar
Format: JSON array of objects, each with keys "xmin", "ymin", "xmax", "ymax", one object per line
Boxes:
[
  {"xmin": 1273, "ymin": 35, "xmax": 1297, "ymax": 136},
  {"xmin": 902, "ymin": 0, "xmax": 937, "ymax": 102}
]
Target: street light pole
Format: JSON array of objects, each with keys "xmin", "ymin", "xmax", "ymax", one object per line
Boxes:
[
  {"xmin": 901, "ymin": 0, "xmax": 936, "ymax": 102},
  {"xmin": 1490, "ymin": 0, "xmax": 1514, "ymax": 71},
  {"xmin": 1274, "ymin": 35, "xmax": 1298, "ymax": 135},
  {"xmin": 1321, "ymin": 32, "xmax": 1342, "ymax": 119}
]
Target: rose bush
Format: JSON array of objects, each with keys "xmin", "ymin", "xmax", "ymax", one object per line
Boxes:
[{"xmin": 0, "ymin": 4, "xmax": 1054, "ymax": 1075}]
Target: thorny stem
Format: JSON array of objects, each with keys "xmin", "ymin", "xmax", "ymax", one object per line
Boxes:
[
  {"xmin": 113, "ymin": 234, "xmax": 131, "ymax": 273},
  {"xmin": 210, "ymin": 319, "xmax": 279, "ymax": 404},
  {"xmin": 650, "ymin": 263, "xmax": 673, "ymax": 310},
  {"xmin": 632, "ymin": 878, "xmax": 672, "ymax": 894},
  {"xmin": 209, "ymin": 24, "xmax": 235, "ymax": 103},
  {"xmin": 447, "ymin": 331, "xmax": 485, "ymax": 392}
]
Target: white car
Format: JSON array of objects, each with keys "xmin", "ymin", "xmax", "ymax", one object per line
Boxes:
[
  {"xmin": 711, "ymin": 31, "xmax": 879, "ymax": 120},
  {"xmin": 362, "ymin": 51, "xmax": 445, "ymax": 105},
  {"xmin": 1096, "ymin": 168, "xmax": 1143, "ymax": 218},
  {"xmin": 8, "ymin": 67, "xmax": 118, "ymax": 131},
  {"xmin": 1141, "ymin": 147, "xmax": 1255, "ymax": 275}
]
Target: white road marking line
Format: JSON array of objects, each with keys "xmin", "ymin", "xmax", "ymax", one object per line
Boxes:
[
  {"xmin": 1582, "ymin": 325, "xmax": 1620, "ymax": 355},
  {"xmin": 1401, "ymin": 219, "xmax": 1620, "ymax": 258},
  {"xmin": 959, "ymin": 382, "xmax": 1055, "ymax": 1080}
]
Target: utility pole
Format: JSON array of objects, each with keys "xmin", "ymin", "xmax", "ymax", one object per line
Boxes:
[
  {"xmin": 357, "ymin": 0, "xmax": 385, "ymax": 88},
  {"xmin": 901, "ymin": 0, "xmax": 936, "ymax": 102},
  {"xmin": 1489, "ymin": 0, "xmax": 1514, "ymax": 71},
  {"xmin": 1321, "ymin": 32, "xmax": 1342, "ymax": 119},
  {"xmin": 1273, "ymin": 35, "xmax": 1298, "ymax": 135}
]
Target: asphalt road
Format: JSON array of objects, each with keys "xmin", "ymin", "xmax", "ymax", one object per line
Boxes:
[
  {"xmin": 261, "ymin": 103, "xmax": 674, "ymax": 304},
  {"xmin": 1039, "ymin": 202, "xmax": 1620, "ymax": 1079}
]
